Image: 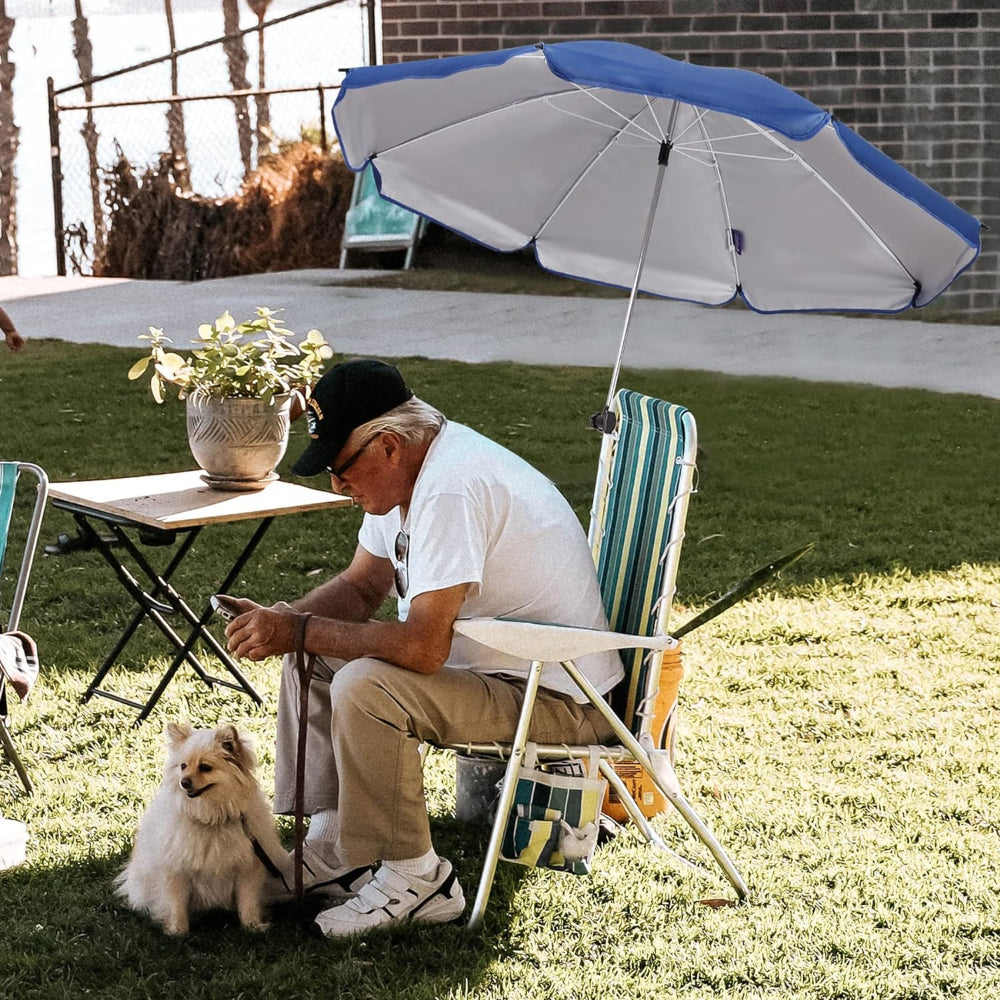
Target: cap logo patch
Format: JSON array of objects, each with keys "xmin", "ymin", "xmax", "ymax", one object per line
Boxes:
[{"xmin": 306, "ymin": 397, "xmax": 324, "ymax": 440}]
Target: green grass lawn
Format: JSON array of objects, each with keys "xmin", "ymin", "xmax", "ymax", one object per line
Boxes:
[{"xmin": 1, "ymin": 341, "xmax": 999, "ymax": 999}]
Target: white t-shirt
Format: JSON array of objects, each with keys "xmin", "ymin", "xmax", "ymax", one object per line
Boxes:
[{"xmin": 357, "ymin": 420, "xmax": 623, "ymax": 701}]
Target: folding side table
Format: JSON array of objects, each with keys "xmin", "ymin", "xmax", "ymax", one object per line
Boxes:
[{"xmin": 48, "ymin": 471, "xmax": 351, "ymax": 724}]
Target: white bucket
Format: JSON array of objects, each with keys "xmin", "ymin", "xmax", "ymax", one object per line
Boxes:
[{"xmin": 0, "ymin": 816, "xmax": 28, "ymax": 870}]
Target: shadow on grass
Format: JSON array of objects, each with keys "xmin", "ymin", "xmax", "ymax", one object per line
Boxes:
[
  {"xmin": 0, "ymin": 823, "xmax": 526, "ymax": 1000},
  {"xmin": 2, "ymin": 342, "xmax": 997, "ymax": 999}
]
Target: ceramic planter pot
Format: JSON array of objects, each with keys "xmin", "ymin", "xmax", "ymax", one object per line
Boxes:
[{"xmin": 186, "ymin": 394, "xmax": 292, "ymax": 491}]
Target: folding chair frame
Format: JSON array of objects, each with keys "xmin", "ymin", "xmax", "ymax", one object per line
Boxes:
[
  {"xmin": 0, "ymin": 462, "xmax": 49, "ymax": 794},
  {"xmin": 447, "ymin": 391, "xmax": 748, "ymax": 929}
]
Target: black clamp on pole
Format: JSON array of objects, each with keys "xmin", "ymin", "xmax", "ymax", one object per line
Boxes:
[{"xmin": 589, "ymin": 408, "xmax": 617, "ymax": 434}]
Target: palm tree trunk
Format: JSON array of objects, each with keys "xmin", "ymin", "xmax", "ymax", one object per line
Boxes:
[
  {"xmin": 222, "ymin": 0, "xmax": 253, "ymax": 178},
  {"xmin": 163, "ymin": 0, "xmax": 191, "ymax": 191},
  {"xmin": 0, "ymin": 1, "xmax": 18, "ymax": 275},
  {"xmin": 71, "ymin": 0, "xmax": 107, "ymax": 262},
  {"xmin": 245, "ymin": 0, "xmax": 272, "ymax": 157}
]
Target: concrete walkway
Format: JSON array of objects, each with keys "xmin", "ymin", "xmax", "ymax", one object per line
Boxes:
[{"xmin": 1, "ymin": 270, "xmax": 997, "ymax": 399}]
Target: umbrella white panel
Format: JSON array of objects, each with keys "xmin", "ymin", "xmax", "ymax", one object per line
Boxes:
[
  {"xmin": 719, "ymin": 148, "xmax": 919, "ymax": 312},
  {"xmin": 791, "ymin": 124, "xmax": 979, "ymax": 306},
  {"xmin": 544, "ymin": 97, "xmax": 739, "ymax": 303},
  {"xmin": 335, "ymin": 51, "xmax": 566, "ymax": 173},
  {"xmin": 538, "ymin": 133, "xmax": 739, "ymax": 304},
  {"xmin": 375, "ymin": 96, "xmax": 618, "ymax": 252}
]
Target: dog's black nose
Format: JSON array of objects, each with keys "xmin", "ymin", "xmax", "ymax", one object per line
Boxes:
[{"xmin": 180, "ymin": 776, "xmax": 192, "ymax": 789}]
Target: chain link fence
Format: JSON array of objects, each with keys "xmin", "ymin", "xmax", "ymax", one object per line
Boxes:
[{"xmin": 48, "ymin": 0, "xmax": 367, "ymax": 276}]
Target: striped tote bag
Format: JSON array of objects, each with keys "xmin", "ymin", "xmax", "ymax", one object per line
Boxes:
[{"xmin": 500, "ymin": 745, "xmax": 607, "ymax": 875}]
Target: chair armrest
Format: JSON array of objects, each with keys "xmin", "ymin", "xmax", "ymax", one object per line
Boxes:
[{"xmin": 453, "ymin": 617, "xmax": 675, "ymax": 662}]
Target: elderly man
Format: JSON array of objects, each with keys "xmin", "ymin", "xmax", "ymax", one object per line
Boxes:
[{"xmin": 224, "ymin": 359, "xmax": 622, "ymax": 938}]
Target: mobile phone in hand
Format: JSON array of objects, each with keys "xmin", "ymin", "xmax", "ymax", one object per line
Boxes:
[{"xmin": 211, "ymin": 594, "xmax": 242, "ymax": 621}]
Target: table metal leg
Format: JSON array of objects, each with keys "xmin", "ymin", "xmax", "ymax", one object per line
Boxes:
[
  {"xmin": 81, "ymin": 519, "xmax": 214, "ymax": 705},
  {"xmin": 131, "ymin": 519, "xmax": 274, "ymax": 723},
  {"xmin": 74, "ymin": 512, "xmax": 275, "ymax": 721}
]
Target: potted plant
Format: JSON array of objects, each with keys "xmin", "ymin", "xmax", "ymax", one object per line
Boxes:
[{"xmin": 128, "ymin": 307, "xmax": 333, "ymax": 491}]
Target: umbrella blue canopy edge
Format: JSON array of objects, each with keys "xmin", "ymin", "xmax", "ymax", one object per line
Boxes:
[{"xmin": 335, "ymin": 41, "xmax": 830, "ymax": 142}]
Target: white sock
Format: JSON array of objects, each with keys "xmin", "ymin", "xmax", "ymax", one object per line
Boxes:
[
  {"xmin": 305, "ymin": 810, "xmax": 340, "ymax": 866},
  {"xmin": 384, "ymin": 847, "xmax": 438, "ymax": 879}
]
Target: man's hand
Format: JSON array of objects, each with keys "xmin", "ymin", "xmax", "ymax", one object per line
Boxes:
[
  {"xmin": 225, "ymin": 600, "xmax": 302, "ymax": 661},
  {"xmin": 220, "ymin": 573, "xmax": 469, "ymax": 673}
]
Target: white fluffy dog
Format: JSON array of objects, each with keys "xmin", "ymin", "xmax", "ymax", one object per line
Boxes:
[{"xmin": 116, "ymin": 721, "xmax": 286, "ymax": 935}]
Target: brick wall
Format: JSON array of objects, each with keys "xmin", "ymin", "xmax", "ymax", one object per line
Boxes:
[{"xmin": 379, "ymin": 1, "xmax": 997, "ymax": 314}]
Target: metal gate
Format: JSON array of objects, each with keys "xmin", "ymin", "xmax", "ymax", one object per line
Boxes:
[{"xmin": 46, "ymin": 0, "xmax": 372, "ymax": 276}]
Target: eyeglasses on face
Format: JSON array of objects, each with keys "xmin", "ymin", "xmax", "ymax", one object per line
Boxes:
[
  {"xmin": 394, "ymin": 529, "xmax": 408, "ymax": 598},
  {"xmin": 325, "ymin": 433, "xmax": 380, "ymax": 480}
]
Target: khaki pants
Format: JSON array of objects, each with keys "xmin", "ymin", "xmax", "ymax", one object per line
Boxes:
[{"xmin": 275, "ymin": 654, "xmax": 614, "ymax": 868}]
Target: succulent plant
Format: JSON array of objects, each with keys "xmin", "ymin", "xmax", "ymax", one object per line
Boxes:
[{"xmin": 128, "ymin": 306, "xmax": 333, "ymax": 404}]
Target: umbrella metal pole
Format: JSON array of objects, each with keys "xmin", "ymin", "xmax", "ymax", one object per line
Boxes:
[{"xmin": 596, "ymin": 137, "xmax": 674, "ymax": 433}]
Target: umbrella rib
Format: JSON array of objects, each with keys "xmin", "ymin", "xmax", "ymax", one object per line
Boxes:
[
  {"xmin": 533, "ymin": 92, "xmax": 664, "ymax": 243},
  {"xmin": 744, "ymin": 119, "xmax": 917, "ymax": 285},
  {"xmin": 689, "ymin": 108, "xmax": 743, "ymax": 295},
  {"xmin": 674, "ymin": 106, "xmax": 797, "ymax": 162},
  {"xmin": 644, "ymin": 94, "xmax": 669, "ymax": 143},
  {"xmin": 365, "ymin": 86, "xmax": 589, "ymax": 159},
  {"xmin": 668, "ymin": 105, "xmax": 710, "ymax": 146},
  {"xmin": 675, "ymin": 110, "xmax": 789, "ymax": 152},
  {"xmin": 363, "ymin": 84, "xmax": 661, "ymax": 163},
  {"xmin": 674, "ymin": 143, "xmax": 797, "ymax": 163},
  {"xmin": 541, "ymin": 87, "xmax": 665, "ymax": 145}
]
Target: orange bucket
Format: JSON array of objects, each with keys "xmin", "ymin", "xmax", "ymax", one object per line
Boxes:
[{"xmin": 602, "ymin": 643, "xmax": 683, "ymax": 822}]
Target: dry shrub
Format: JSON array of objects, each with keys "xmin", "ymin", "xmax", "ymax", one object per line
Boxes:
[{"xmin": 94, "ymin": 142, "xmax": 355, "ymax": 280}]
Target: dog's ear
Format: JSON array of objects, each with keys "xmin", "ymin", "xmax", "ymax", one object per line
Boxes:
[
  {"xmin": 215, "ymin": 724, "xmax": 257, "ymax": 772},
  {"xmin": 215, "ymin": 723, "xmax": 240, "ymax": 752},
  {"xmin": 166, "ymin": 721, "xmax": 193, "ymax": 747}
]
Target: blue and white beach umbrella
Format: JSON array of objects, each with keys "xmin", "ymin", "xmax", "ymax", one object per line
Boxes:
[{"xmin": 332, "ymin": 41, "xmax": 981, "ymax": 414}]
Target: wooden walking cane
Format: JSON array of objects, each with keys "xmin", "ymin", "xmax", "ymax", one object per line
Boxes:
[{"xmin": 293, "ymin": 613, "xmax": 315, "ymax": 902}]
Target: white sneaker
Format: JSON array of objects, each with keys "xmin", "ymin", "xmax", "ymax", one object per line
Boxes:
[
  {"xmin": 260, "ymin": 842, "xmax": 374, "ymax": 905},
  {"xmin": 312, "ymin": 857, "xmax": 465, "ymax": 937}
]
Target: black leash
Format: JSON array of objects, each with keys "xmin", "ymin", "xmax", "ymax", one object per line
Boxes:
[{"xmin": 293, "ymin": 612, "xmax": 315, "ymax": 903}]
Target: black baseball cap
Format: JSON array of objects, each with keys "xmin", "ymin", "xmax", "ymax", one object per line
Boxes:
[{"xmin": 292, "ymin": 360, "xmax": 414, "ymax": 477}]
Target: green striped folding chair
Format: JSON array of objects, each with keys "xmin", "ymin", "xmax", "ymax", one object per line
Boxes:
[
  {"xmin": 0, "ymin": 462, "xmax": 49, "ymax": 794},
  {"xmin": 452, "ymin": 390, "xmax": 747, "ymax": 928}
]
